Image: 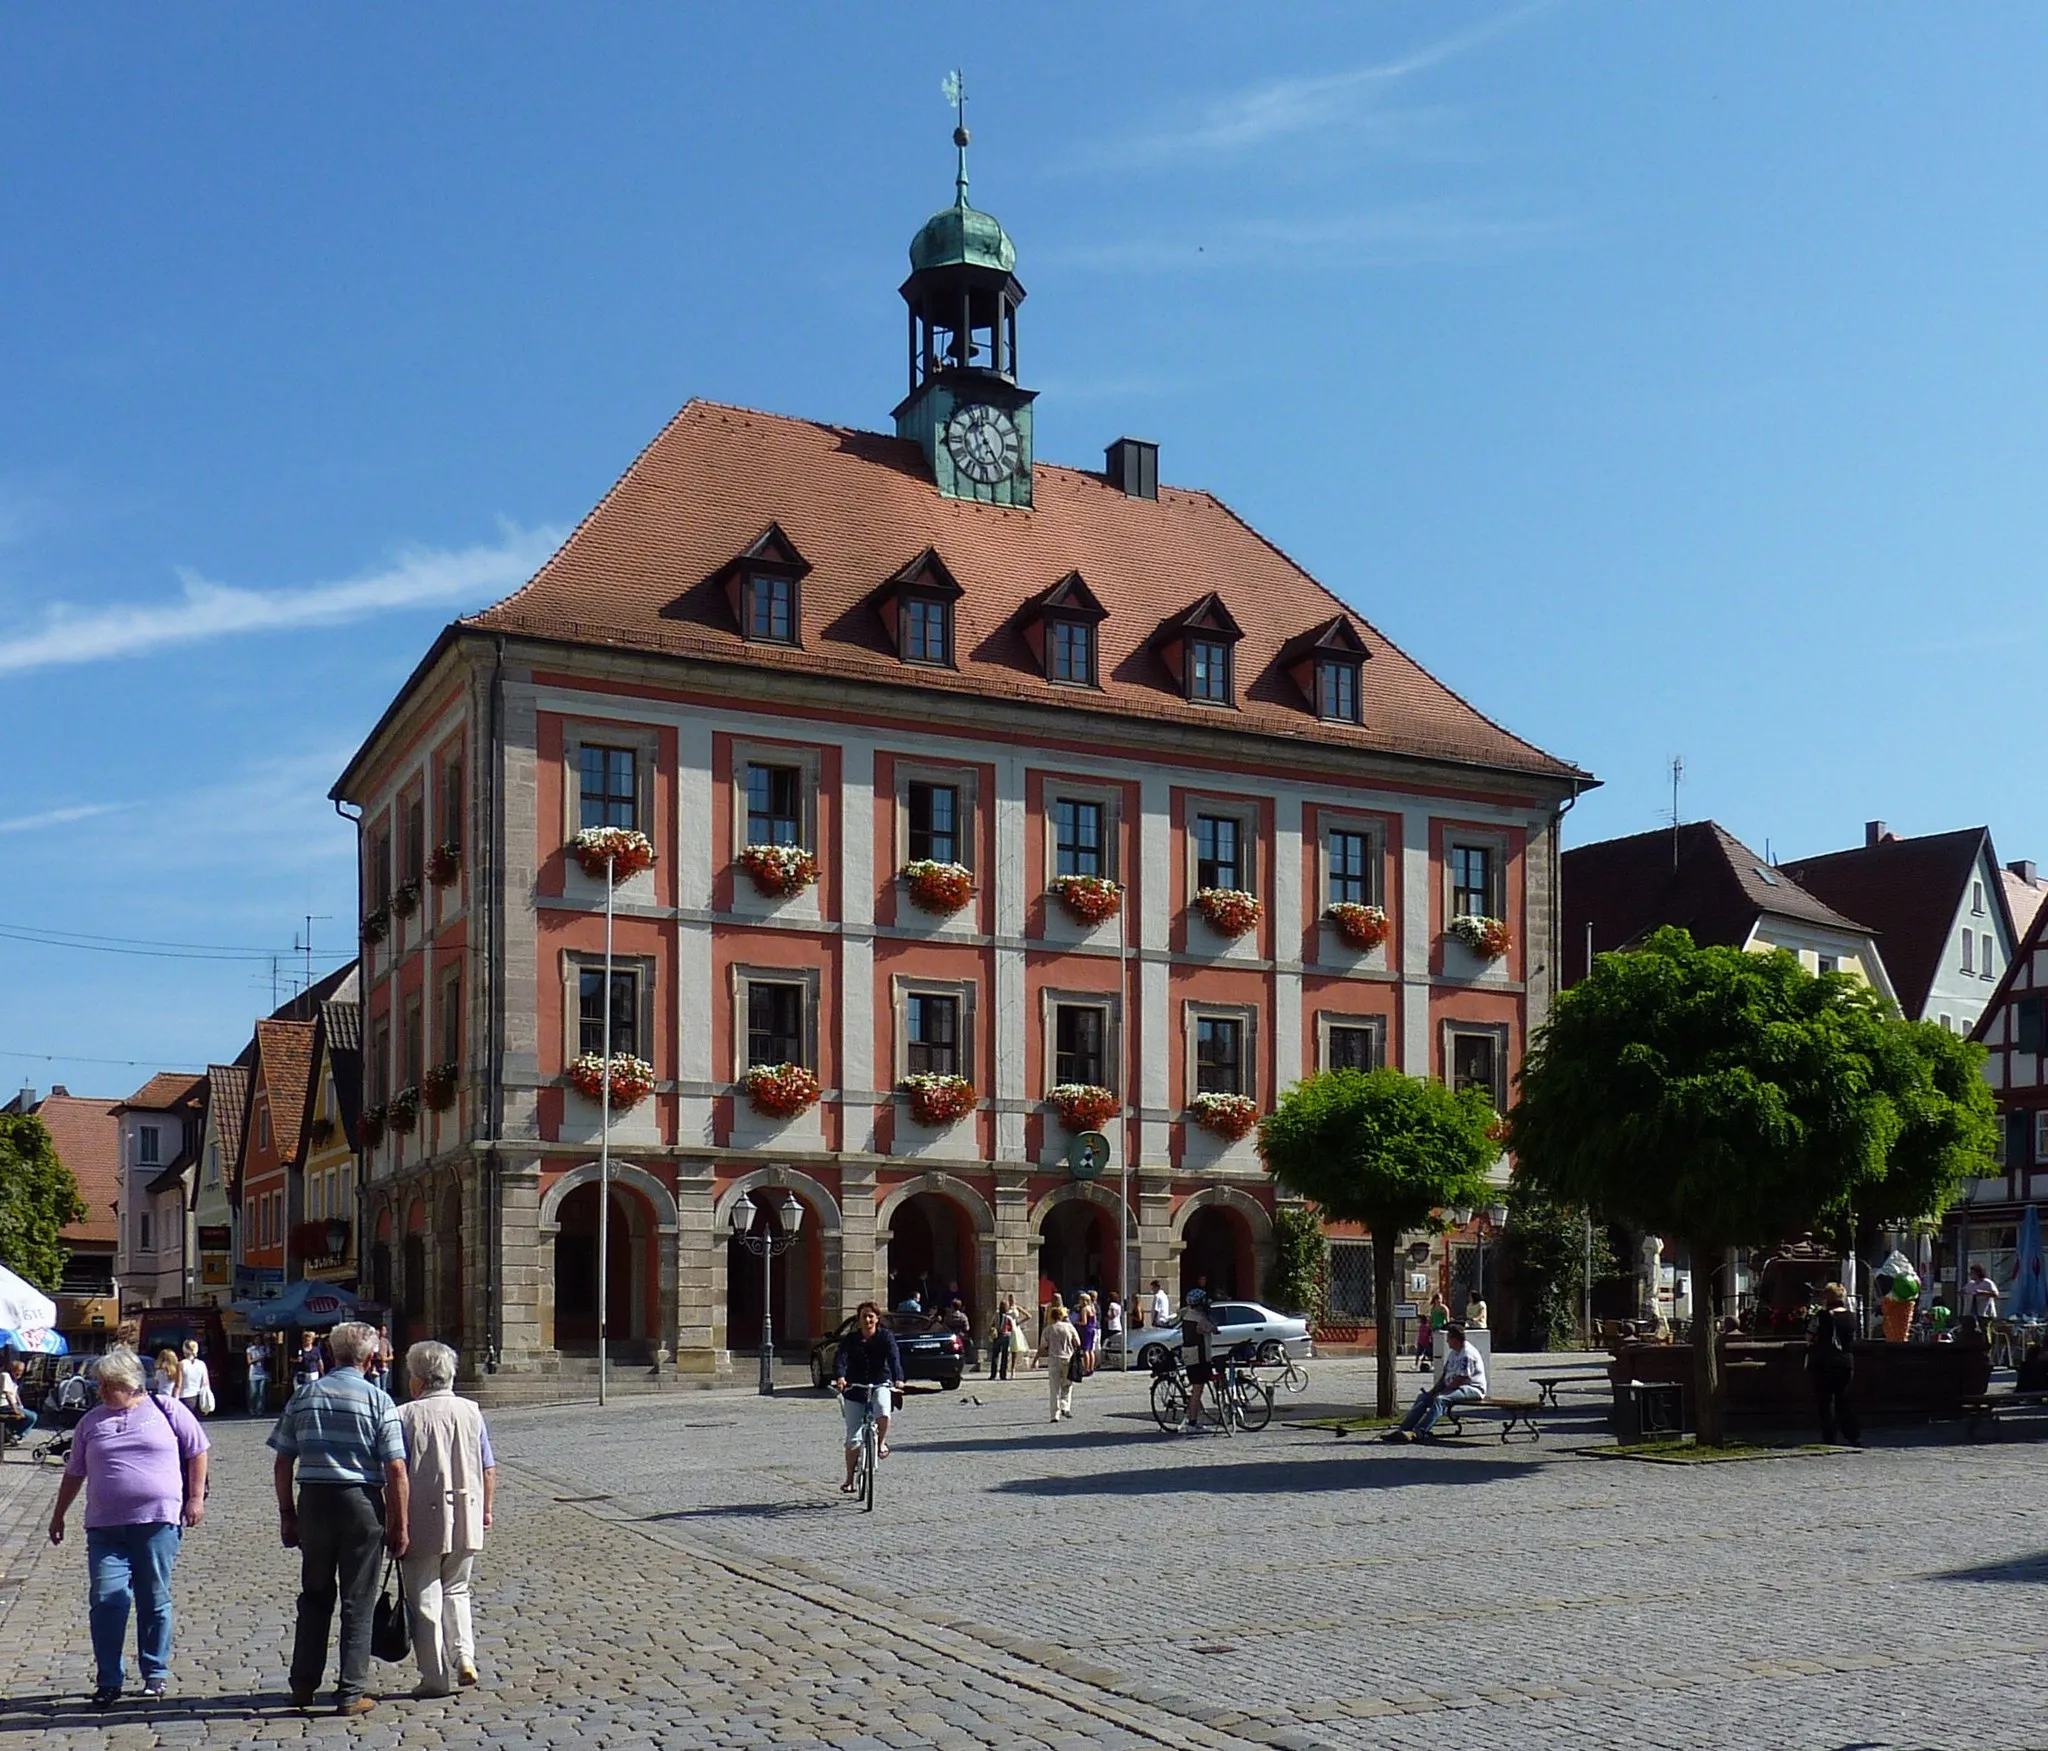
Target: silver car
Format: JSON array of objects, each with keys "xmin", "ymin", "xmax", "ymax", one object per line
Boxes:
[{"xmin": 1126, "ymin": 1300, "xmax": 1313, "ymax": 1370}]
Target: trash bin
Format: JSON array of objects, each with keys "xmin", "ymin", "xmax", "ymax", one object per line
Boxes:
[{"xmin": 1617, "ymin": 1379, "xmax": 1686, "ymax": 1443}]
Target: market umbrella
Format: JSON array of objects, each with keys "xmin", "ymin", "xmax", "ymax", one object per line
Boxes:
[
  {"xmin": 2010, "ymin": 1206, "xmax": 2047, "ymax": 1322},
  {"xmin": 232, "ymin": 1278, "xmax": 363, "ymax": 1332},
  {"xmin": 0, "ymin": 1262, "xmax": 67, "ymax": 1355}
]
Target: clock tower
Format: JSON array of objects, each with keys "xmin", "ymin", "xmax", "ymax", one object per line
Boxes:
[{"xmin": 893, "ymin": 95, "xmax": 1035, "ymax": 508}]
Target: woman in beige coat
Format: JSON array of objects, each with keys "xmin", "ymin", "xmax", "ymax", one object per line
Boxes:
[
  {"xmin": 396, "ymin": 1342, "xmax": 496, "ymax": 1698},
  {"xmin": 1038, "ymin": 1302, "xmax": 1081, "ymax": 1424}
]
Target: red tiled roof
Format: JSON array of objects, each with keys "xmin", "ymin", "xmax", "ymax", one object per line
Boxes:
[
  {"xmin": 32, "ymin": 1094, "xmax": 121, "ymax": 1247},
  {"xmin": 465, "ymin": 401, "xmax": 1584, "ymax": 783},
  {"xmin": 1780, "ymin": 828, "xmax": 1998, "ymax": 1021},
  {"xmin": 117, "ymin": 1070, "xmax": 206, "ymax": 1113},
  {"xmin": 208, "ymin": 1064, "xmax": 250, "ymax": 1164},
  {"xmin": 2004, "ymin": 868, "xmax": 2048, "ymax": 945},
  {"xmin": 252, "ymin": 1020, "xmax": 317, "ymax": 1166}
]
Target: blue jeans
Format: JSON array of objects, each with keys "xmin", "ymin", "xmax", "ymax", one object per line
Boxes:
[
  {"xmin": 86, "ymin": 1522, "xmax": 181, "ymax": 1690},
  {"xmin": 1398, "ymin": 1383, "xmax": 1484, "ymax": 1436}
]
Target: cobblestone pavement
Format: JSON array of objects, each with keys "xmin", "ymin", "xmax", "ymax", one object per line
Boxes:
[{"xmin": 1, "ymin": 1355, "xmax": 2041, "ymax": 1751}]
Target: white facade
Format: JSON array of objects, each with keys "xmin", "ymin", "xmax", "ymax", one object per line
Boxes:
[{"xmin": 1924, "ymin": 848, "xmax": 2019, "ymax": 1035}]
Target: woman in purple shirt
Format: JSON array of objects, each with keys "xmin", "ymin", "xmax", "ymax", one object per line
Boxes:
[{"xmin": 46, "ymin": 1346, "xmax": 209, "ymax": 1707}]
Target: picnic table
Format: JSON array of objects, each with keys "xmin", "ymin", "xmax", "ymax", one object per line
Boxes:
[{"xmin": 1529, "ymin": 1371, "xmax": 1606, "ymax": 1408}]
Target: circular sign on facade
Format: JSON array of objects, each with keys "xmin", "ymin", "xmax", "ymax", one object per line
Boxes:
[{"xmin": 1065, "ymin": 1130, "xmax": 1111, "ymax": 1181}]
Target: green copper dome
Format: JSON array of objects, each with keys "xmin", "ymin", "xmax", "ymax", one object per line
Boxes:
[{"xmin": 910, "ymin": 199, "xmax": 1016, "ymax": 275}]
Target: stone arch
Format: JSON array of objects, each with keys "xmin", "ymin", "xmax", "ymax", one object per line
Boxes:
[
  {"xmin": 1031, "ymin": 1179, "xmax": 1137, "ymax": 1309},
  {"xmin": 1027, "ymin": 1178, "xmax": 1131, "ymax": 1233},
  {"xmin": 713, "ymin": 1167, "xmax": 844, "ymax": 1357},
  {"xmin": 1171, "ymin": 1184, "xmax": 1276, "ymax": 1303},
  {"xmin": 877, "ymin": 1172, "xmax": 996, "ymax": 1330},
  {"xmin": 540, "ymin": 1161, "xmax": 680, "ymax": 1358}
]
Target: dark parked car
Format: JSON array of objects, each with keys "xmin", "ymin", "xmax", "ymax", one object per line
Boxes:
[{"xmin": 808, "ymin": 1313, "xmax": 967, "ymax": 1392}]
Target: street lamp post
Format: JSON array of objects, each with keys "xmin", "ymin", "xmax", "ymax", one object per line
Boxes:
[
  {"xmin": 1476, "ymin": 1202, "xmax": 1509, "ymax": 1313},
  {"xmin": 730, "ymin": 1191, "xmax": 804, "ymax": 1395}
]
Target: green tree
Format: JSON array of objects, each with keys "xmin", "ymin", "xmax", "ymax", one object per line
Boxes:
[
  {"xmin": 0, "ymin": 1113, "xmax": 87, "ymax": 1296},
  {"xmin": 1502, "ymin": 1185, "xmax": 1615, "ymax": 1350},
  {"xmin": 1261, "ymin": 1069, "xmax": 1499, "ymax": 1416},
  {"xmin": 1265, "ymin": 1203, "xmax": 1329, "ymax": 1324},
  {"xmin": 1511, "ymin": 928, "xmax": 1995, "ymax": 1444}
]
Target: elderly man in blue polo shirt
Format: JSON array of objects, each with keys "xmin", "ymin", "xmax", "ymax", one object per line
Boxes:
[{"xmin": 268, "ymin": 1320, "xmax": 409, "ymax": 1715}]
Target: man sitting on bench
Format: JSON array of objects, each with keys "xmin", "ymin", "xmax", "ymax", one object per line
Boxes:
[
  {"xmin": 1382, "ymin": 1325, "xmax": 1486, "ymax": 1443},
  {"xmin": 0, "ymin": 1359, "xmax": 37, "ymax": 1448}
]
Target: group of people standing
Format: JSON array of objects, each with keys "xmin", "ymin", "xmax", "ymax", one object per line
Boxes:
[{"xmin": 46, "ymin": 1320, "xmax": 496, "ymax": 1714}]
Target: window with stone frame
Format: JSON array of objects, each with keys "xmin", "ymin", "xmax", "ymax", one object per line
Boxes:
[
  {"xmin": 906, "ymin": 992, "xmax": 961, "ymax": 1077},
  {"xmin": 439, "ymin": 967, "xmax": 462, "ymax": 1067},
  {"xmin": 746, "ymin": 762, "xmax": 803, "ymax": 847},
  {"xmin": 1054, "ymin": 797, "xmax": 1106, "ymax": 878},
  {"xmin": 580, "ymin": 745, "xmax": 638, "ymax": 832},
  {"xmin": 1447, "ymin": 1025, "xmax": 1507, "ymax": 1110},
  {"xmin": 1195, "ymin": 1015, "xmax": 1246, "ymax": 1096},
  {"xmin": 1323, "ymin": 1020, "xmax": 1385, "ymax": 1073},
  {"xmin": 746, "ymin": 981, "xmax": 806, "ymax": 1069},
  {"xmin": 402, "ymin": 996, "xmax": 424, "ymax": 1086},
  {"xmin": 1195, "ymin": 813, "xmax": 1243, "ymax": 892},
  {"xmin": 1054, "ymin": 1003, "xmax": 1109, "ymax": 1089},
  {"xmin": 578, "ymin": 968, "xmax": 639, "ymax": 1059},
  {"xmin": 907, "ymin": 781, "xmax": 960, "ymax": 865},
  {"xmin": 1450, "ymin": 843, "xmax": 1497, "ymax": 920},
  {"xmin": 441, "ymin": 755, "xmax": 464, "ymax": 848},
  {"xmin": 370, "ymin": 828, "xmax": 393, "ymax": 910},
  {"xmin": 402, "ymin": 796, "xmax": 426, "ymax": 885},
  {"xmin": 1326, "ymin": 827, "xmax": 1378, "ymax": 907}
]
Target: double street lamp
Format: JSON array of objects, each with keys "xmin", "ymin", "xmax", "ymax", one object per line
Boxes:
[
  {"xmin": 729, "ymin": 1191, "xmax": 804, "ymax": 1395},
  {"xmin": 1448, "ymin": 1202, "xmax": 1511, "ymax": 1312}
]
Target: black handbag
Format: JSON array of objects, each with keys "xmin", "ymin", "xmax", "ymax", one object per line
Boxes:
[{"xmin": 371, "ymin": 1556, "xmax": 411, "ymax": 1662}]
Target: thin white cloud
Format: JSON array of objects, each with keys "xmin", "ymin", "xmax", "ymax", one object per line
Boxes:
[
  {"xmin": 1112, "ymin": 6, "xmax": 1548, "ymax": 164},
  {"xmin": 0, "ymin": 803, "xmax": 128, "ymax": 835},
  {"xmin": 0, "ymin": 523, "xmax": 564, "ymax": 676}
]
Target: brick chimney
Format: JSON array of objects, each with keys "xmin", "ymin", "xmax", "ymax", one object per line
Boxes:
[
  {"xmin": 1865, "ymin": 820, "xmax": 1889, "ymax": 847},
  {"xmin": 2011, "ymin": 859, "xmax": 2039, "ymax": 884}
]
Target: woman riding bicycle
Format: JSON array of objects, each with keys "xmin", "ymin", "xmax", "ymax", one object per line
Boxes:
[{"xmin": 830, "ymin": 1303, "xmax": 905, "ymax": 1494}]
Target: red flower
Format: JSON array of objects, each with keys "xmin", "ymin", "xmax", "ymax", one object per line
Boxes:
[
  {"xmin": 1194, "ymin": 888, "xmax": 1262, "ymax": 939},
  {"xmin": 745, "ymin": 1063, "xmax": 821, "ymax": 1118},
  {"xmin": 1050, "ymin": 875, "xmax": 1122, "ymax": 925}
]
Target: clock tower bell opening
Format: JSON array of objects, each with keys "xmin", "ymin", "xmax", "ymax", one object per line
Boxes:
[{"xmin": 893, "ymin": 76, "xmax": 1036, "ymax": 508}]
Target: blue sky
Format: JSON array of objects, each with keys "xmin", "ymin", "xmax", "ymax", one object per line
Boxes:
[{"xmin": 6, "ymin": 6, "xmax": 2047, "ymax": 1098}]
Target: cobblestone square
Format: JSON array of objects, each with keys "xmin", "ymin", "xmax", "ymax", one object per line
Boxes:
[{"xmin": 2, "ymin": 1356, "xmax": 2041, "ymax": 1751}]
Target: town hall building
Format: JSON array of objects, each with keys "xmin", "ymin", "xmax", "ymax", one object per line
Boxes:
[{"xmin": 332, "ymin": 131, "xmax": 1590, "ymax": 1387}]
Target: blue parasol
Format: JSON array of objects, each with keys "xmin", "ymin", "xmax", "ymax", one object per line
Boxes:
[
  {"xmin": 0, "ymin": 1325, "xmax": 68, "ymax": 1355},
  {"xmin": 2010, "ymin": 1206, "xmax": 2047, "ymax": 1322}
]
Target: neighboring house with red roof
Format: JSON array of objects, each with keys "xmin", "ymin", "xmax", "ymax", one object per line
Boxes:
[
  {"xmin": 1563, "ymin": 821, "xmax": 1897, "ymax": 1004},
  {"xmin": 1780, "ymin": 822, "xmax": 2023, "ymax": 1036},
  {"xmin": 234, "ymin": 1020, "xmax": 316, "ymax": 1299},
  {"xmin": 2002, "ymin": 857, "xmax": 2048, "ymax": 949},
  {"xmin": 111, "ymin": 1071, "xmax": 206, "ymax": 1310},
  {"xmin": 190, "ymin": 1063, "xmax": 250, "ymax": 1307},
  {"xmin": 1961, "ymin": 895, "xmax": 2048, "ymax": 1304},
  {"xmin": 331, "ymin": 140, "xmax": 1592, "ymax": 1384},
  {"xmin": 1, "ymin": 1086, "xmax": 122, "ymax": 1340}
]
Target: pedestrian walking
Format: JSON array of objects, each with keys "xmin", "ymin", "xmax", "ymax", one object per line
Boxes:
[
  {"xmin": 177, "ymin": 1340, "xmax": 214, "ymax": 1418},
  {"xmin": 268, "ymin": 1320, "xmax": 409, "ymax": 1716},
  {"xmin": 295, "ymin": 1331, "xmax": 324, "ymax": 1388},
  {"xmin": 1147, "ymin": 1280, "xmax": 1170, "ymax": 1328},
  {"xmin": 1078, "ymin": 1295, "xmax": 1100, "ymax": 1377},
  {"xmin": 45, "ymin": 1346, "xmax": 209, "ymax": 1706},
  {"xmin": 151, "ymin": 1349, "xmax": 181, "ymax": 1398},
  {"xmin": 395, "ymin": 1342, "xmax": 496, "ymax": 1698},
  {"xmin": 1104, "ymin": 1293, "xmax": 1125, "ymax": 1368},
  {"xmin": 1808, "ymin": 1283, "xmax": 1862, "ymax": 1447},
  {"xmin": 1039, "ymin": 1301, "xmax": 1081, "ymax": 1423},
  {"xmin": 247, "ymin": 1340, "xmax": 271, "ymax": 1417}
]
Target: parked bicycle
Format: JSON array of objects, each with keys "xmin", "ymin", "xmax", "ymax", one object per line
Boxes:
[
  {"xmin": 1149, "ymin": 1345, "xmax": 1272, "ymax": 1435},
  {"xmin": 1253, "ymin": 1340, "xmax": 1310, "ymax": 1395}
]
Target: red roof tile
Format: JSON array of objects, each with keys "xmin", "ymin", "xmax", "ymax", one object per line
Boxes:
[
  {"xmin": 117, "ymin": 1071, "xmax": 206, "ymax": 1113},
  {"xmin": 252, "ymin": 1021, "xmax": 316, "ymax": 1166},
  {"xmin": 466, "ymin": 402, "xmax": 1584, "ymax": 783},
  {"xmin": 32, "ymin": 1094, "xmax": 121, "ymax": 1247},
  {"xmin": 208, "ymin": 1064, "xmax": 250, "ymax": 1164}
]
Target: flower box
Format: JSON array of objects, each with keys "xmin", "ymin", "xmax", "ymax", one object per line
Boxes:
[
  {"xmin": 566, "ymin": 1052, "xmax": 656, "ymax": 1112},
  {"xmin": 1189, "ymin": 1092, "xmax": 1260, "ymax": 1141},
  {"xmin": 358, "ymin": 1104, "xmax": 386, "ymax": 1148},
  {"xmin": 571, "ymin": 826, "xmax": 656, "ymax": 881},
  {"xmin": 737, "ymin": 842, "xmax": 819, "ymax": 899},
  {"xmin": 902, "ymin": 859, "xmax": 974, "ymax": 915},
  {"xmin": 902, "ymin": 1073, "xmax": 976, "ymax": 1127},
  {"xmin": 1049, "ymin": 1084, "xmax": 1119, "ymax": 1132},
  {"xmin": 745, "ymin": 1062, "xmax": 820, "ymax": 1118},
  {"xmin": 1446, "ymin": 914, "xmax": 1512, "ymax": 961},
  {"xmin": 386, "ymin": 1087, "xmax": 421, "ymax": 1134},
  {"xmin": 362, "ymin": 907, "xmax": 390, "ymax": 945},
  {"xmin": 390, "ymin": 880, "xmax": 422, "ymax": 919},
  {"xmin": 1325, "ymin": 902, "xmax": 1390, "ymax": 952},
  {"xmin": 1049, "ymin": 873, "xmax": 1123, "ymax": 925},
  {"xmin": 420, "ymin": 1062, "xmax": 460, "ymax": 1112},
  {"xmin": 426, "ymin": 842, "xmax": 462, "ymax": 886},
  {"xmin": 1194, "ymin": 887, "xmax": 1262, "ymax": 939}
]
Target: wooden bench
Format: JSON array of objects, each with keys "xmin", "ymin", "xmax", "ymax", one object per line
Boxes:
[
  {"xmin": 1439, "ymin": 1398, "xmax": 1542, "ymax": 1443},
  {"xmin": 1962, "ymin": 1390, "xmax": 2048, "ymax": 1441},
  {"xmin": 1529, "ymin": 1373, "xmax": 1605, "ymax": 1408}
]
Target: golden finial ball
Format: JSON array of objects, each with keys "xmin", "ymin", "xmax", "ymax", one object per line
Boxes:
[{"xmin": 954, "ymin": 126, "xmax": 970, "ymax": 148}]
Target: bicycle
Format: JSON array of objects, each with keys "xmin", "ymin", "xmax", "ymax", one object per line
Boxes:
[
  {"xmin": 1253, "ymin": 1340, "xmax": 1310, "ymax": 1395},
  {"xmin": 838, "ymin": 1384, "xmax": 886, "ymax": 1511}
]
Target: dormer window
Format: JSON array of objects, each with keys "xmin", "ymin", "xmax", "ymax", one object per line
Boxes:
[
  {"xmin": 1188, "ymin": 637, "xmax": 1232, "ymax": 705},
  {"xmin": 903, "ymin": 596, "xmax": 952, "ymax": 665},
  {"xmin": 1050, "ymin": 618, "xmax": 1096, "ymax": 685},
  {"xmin": 1316, "ymin": 659, "xmax": 1359, "ymax": 723},
  {"xmin": 745, "ymin": 573, "xmax": 797, "ymax": 643}
]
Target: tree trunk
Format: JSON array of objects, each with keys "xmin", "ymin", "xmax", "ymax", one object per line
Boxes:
[
  {"xmin": 1690, "ymin": 1234, "xmax": 1725, "ymax": 1447},
  {"xmin": 1373, "ymin": 1233, "xmax": 1398, "ymax": 1418}
]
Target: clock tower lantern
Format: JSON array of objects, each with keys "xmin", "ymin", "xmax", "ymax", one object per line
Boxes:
[{"xmin": 894, "ymin": 95, "xmax": 1035, "ymax": 507}]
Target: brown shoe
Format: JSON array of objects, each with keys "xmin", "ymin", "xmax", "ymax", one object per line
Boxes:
[{"xmin": 336, "ymin": 1697, "xmax": 376, "ymax": 1717}]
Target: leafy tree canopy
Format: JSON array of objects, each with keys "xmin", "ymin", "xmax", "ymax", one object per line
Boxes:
[
  {"xmin": 0, "ymin": 1113, "xmax": 86, "ymax": 1296},
  {"xmin": 1265, "ymin": 1203, "xmax": 1329, "ymax": 1323}
]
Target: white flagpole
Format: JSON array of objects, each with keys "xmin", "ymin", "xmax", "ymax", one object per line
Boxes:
[{"xmin": 598, "ymin": 851, "xmax": 614, "ymax": 1408}]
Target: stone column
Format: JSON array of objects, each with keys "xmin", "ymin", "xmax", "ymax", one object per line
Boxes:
[
  {"xmin": 672, "ymin": 1156, "xmax": 722, "ymax": 1372},
  {"xmin": 839, "ymin": 1163, "xmax": 878, "ymax": 1321},
  {"xmin": 1136, "ymin": 1169, "xmax": 1176, "ymax": 1298},
  {"xmin": 992, "ymin": 1167, "xmax": 1034, "ymax": 1310},
  {"xmin": 495, "ymin": 1154, "xmax": 546, "ymax": 1374}
]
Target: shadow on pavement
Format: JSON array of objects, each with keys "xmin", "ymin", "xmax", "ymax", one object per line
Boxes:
[
  {"xmin": 994, "ymin": 1454, "xmax": 1545, "ymax": 1496},
  {"xmin": 1929, "ymin": 1550, "xmax": 2048, "ymax": 1585},
  {"xmin": 0, "ymin": 1691, "xmax": 293, "ymax": 1726},
  {"xmin": 640, "ymin": 1499, "xmax": 838, "ymax": 1523}
]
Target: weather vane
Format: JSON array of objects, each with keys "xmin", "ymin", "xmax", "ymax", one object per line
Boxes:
[{"xmin": 942, "ymin": 68, "xmax": 969, "ymax": 204}]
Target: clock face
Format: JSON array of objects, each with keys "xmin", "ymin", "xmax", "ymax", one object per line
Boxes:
[{"xmin": 945, "ymin": 403, "xmax": 1021, "ymax": 485}]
